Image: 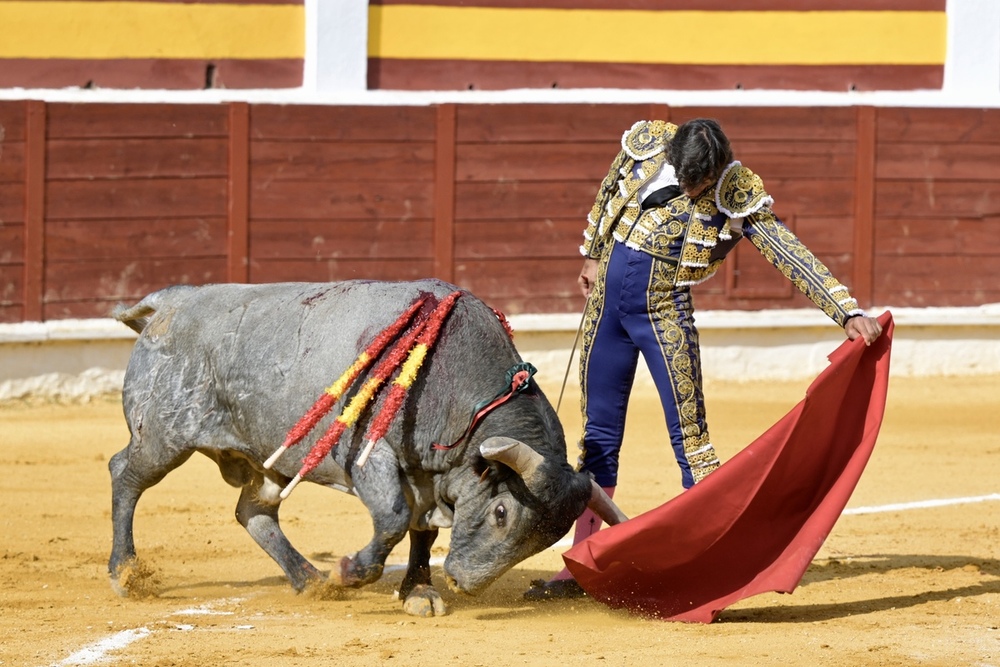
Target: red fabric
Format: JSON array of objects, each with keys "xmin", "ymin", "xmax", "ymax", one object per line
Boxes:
[{"xmin": 563, "ymin": 312, "xmax": 894, "ymax": 623}]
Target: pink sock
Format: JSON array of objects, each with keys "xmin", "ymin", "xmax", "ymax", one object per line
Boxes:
[{"xmin": 550, "ymin": 486, "xmax": 615, "ymax": 582}]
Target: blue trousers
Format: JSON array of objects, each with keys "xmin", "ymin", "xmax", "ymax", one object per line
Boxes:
[{"xmin": 578, "ymin": 242, "xmax": 720, "ymax": 489}]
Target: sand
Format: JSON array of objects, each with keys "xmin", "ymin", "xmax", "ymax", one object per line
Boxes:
[{"xmin": 1, "ymin": 373, "xmax": 998, "ymax": 666}]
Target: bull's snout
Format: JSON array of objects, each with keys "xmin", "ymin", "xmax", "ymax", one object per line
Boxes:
[
  {"xmin": 442, "ymin": 558, "xmax": 493, "ymax": 596},
  {"xmin": 444, "ymin": 572, "xmax": 483, "ymax": 596}
]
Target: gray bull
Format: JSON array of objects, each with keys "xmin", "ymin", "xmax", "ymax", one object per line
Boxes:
[{"xmin": 109, "ymin": 279, "xmax": 623, "ymax": 616}]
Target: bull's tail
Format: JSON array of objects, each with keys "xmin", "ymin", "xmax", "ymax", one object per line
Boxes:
[{"xmin": 112, "ymin": 285, "xmax": 197, "ymax": 334}]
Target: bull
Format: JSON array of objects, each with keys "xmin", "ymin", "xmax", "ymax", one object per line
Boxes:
[{"xmin": 108, "ymin": 279, "xmax": 624, "ymax": 616}]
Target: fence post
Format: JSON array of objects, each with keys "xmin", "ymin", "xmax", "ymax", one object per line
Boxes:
[
  {"xmin": 228, "ymin": 101, "xmax": 250, "ymax": 283},
  {"xmin": 23, "ymin": 100, "xmax": 45, "ymax": 321},
  {"xmin": 853, "ymin": 105, "xmax": 876, "ymax": 308},
  {"xmin": 433, "ymin": 103, "xmax": 456, "ymax": 283}
]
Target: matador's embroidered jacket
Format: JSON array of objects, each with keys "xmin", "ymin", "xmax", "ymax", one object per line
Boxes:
[{"xmin": 580, "ymin": 120, "xmax": 865, "ymax": 327}]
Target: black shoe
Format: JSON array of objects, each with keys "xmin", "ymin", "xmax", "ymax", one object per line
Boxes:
[{"xmin": 523, "ymin": 578, "xmax": 587, "ymax": 601}]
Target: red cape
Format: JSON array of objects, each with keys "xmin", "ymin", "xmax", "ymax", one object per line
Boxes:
[{"xmin": 563, "ymin": 312, "xmax": 894, "ymax": 622}]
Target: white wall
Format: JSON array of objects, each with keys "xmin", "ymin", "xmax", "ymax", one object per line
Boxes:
[
  {"xmin": 943, "ymin": 0, "xmax": 1000, "ymax": 94},
  {"xmin": 3, "ymin": 306, "xmax": 999, "ymax": 401},
  {"xmin": 303, "ymin": 0, "xmax": 368, "ymax": 93}
]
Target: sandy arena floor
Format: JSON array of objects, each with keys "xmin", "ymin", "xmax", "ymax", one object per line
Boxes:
[{"xmin": 1, "ymin": 372, "xmax": 998, "ymax": 666}]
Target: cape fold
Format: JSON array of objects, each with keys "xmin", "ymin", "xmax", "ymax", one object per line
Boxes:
[{"xmin": 563, "ymin": 312, "xmax": 894, "ymax": 622}]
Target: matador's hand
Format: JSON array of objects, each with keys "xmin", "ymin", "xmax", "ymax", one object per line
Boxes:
[
  {"xmin": 578, "ymin": 258, "xmax": 599, "ymax": 299},
  {"xmin": 845, "ymin": 315, "xmax": 883, "ymax": 346}
]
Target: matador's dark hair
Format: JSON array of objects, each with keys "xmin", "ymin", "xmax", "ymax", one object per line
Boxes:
[{"xmin": 667, "ymin": 118, "xmax": 734, "ymax": 192}]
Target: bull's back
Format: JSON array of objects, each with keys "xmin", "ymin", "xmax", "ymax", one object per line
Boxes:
[{"xmin": 122, "ymin": 280, "xmax": 521, "ymax": 469}]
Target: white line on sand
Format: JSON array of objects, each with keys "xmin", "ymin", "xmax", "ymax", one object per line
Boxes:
[
  {"xmin": 48, "ymin": 598, "xmax": 245, "ymax": 666},
  {"xmin": 52, "ymin": 628, "xmax": 151, "ymax": 666},
  {"xmin": 843, "ymin": 493, "xmax": 1000, "ymax": 515}
]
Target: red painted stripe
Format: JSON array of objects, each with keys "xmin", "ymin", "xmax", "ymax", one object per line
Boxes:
[
  {"xmin": 368, "ymin": 60, "xmax": 943, "ymax": 93},
  {"xmin": 0, "ymin": 59, "xmax": 302, "ymax": 90}
]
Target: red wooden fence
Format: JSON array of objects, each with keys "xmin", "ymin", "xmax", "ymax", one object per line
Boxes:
[{"xmin": 1, "ymin": 101, "xmax": 998, "ymax": 323}]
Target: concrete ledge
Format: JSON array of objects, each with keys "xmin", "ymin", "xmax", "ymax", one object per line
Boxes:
[
  {"xmin": 0, "ymin": 319, "xmax": 136, "ymax": 402},
  {"xmin": 508, "ymin": 304, "xmax": 1000, "ymax": 388},
  {"xmin": 2, "ymin": 305, "xmax": 999, "ymax": 401}
]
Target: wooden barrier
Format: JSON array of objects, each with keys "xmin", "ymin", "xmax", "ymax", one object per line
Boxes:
[{"xmin": 0, "ymin": 101, "xmax": 998, "ymax": 323}]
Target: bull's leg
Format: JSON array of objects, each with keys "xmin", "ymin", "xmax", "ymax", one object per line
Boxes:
[
  {"xmin": 399, "ymin": 528, "xmax": 437, "ymax": 599},
  {"xmin": 108, "ymin": 439, "xmax": 193, "ymax": 595},
  {"xmin": 335, "ymin": 449, "xmax": 411, "ymax": 588},
  {"xmin": 400, "ymin": 528, "xmax": 447, "ymax": 617},
  {"xmin": 234, "ymin": 476, "xmax": 323, "ymax": 591}
]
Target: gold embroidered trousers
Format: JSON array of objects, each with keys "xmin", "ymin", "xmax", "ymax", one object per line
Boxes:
[{"xmin": 578, "ymin": 240, "xmax": 721, "ymax": 489}]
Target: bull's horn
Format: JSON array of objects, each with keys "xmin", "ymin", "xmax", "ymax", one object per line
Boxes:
[
  {"xmin": 479, "ymin": 436, "xmax": 544, "ymax": 485},
  {"xmin": 588, "ymin": 480, "xmax": 628, "ymax": 526}
]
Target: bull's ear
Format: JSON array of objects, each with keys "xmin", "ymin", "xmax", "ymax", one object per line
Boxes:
[{"xmin": 479, "ymin": 436, "xmax": 543, "ymax": 486}]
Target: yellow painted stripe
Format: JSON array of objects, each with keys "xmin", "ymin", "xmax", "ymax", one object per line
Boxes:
[
  {"xmin": 370, "ymin": 6, "xmax": 945, "ymax": 65},
  {"xmin": 325, "ymin": 352, "xmax": 369, "ymax": 397},
  {"xmin": 0, "ymin": 2, "xmax": 303, "ymax": 59},
  {"xmin": 341, "ymin": 377, "xmax": 383, "ymax": 425},
  {"xmin": 395, "ymin": 344, "xmax": 428, "ymax": 388}
]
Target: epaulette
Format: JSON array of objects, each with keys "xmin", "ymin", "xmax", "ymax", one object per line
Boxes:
[
  {"xmin": 621, "ymin": 120, "xmax": 677, "ymax": 161},
  {"xmin": 714, "ymin": 161, "xmax": 774, "ymax": 218}
]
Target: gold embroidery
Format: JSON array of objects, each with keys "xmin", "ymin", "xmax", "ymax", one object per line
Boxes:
[
  {"xmin": 582, "ymin": 150, "xmax": 631, "ymax": 257},
  {"xmin": 674, "ymin": 260, "xmax": 725, "ymax": 288},
  {"xmin": 680, "ymin": 242, "xmax": 711, "ymax": 268},
  {"xmin": 643, "ymin": 214, "xmax": 686, "ymax": 259},
  {"xmin": 746, "ymin": 209, "xmax": 862, "ymax": 326},
  {"xmin": 646, "ymin": 269, "xmax": 720, "ymax": 483},
  {"xmin": 694, "ymin": 197, "xmax": 716, "ymax": 220},
  {"xmin": 622, "ymin": 120, "xmax": 677, "ymax": 160},
  {"xmin": 612, "ymin": 197, "xmax": 686, "ymax": 248},
  {"xmin": 582, "ymin": 121, "xmax": 679, "ymax": 258},
  {"xmin": 719, "ymin": 218, "xmax": 733, "ymax": 241},
  {"xmin": 684, "ymin": 217, "xmax": 719, "ymax": 251},
  {"xmin": 576, "ymin": 246, "xmax": 612, "ymax": 470},
  {"xmin": 716, "ymin": 161, "xmax": 774, "ymax": 218}
]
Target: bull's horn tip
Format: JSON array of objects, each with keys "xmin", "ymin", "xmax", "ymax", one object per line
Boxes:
[{"xmin": 589, "ymin": 481, "xmax": 628, "ymax": 526}]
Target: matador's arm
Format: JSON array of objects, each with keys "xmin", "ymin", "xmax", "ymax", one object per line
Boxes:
[
  {"xmin": 743, "ymin": 209, "xmax": 866, "ymax": 327},
  {"xmin": 715, "ymin": 161, "xmax": 866, "ymax": 328},
  {"xmin": 580, "ymin": 149, "xmax": 629, "ymax": 259}
]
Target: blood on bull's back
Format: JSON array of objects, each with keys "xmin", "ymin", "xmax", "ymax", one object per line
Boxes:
[{"xmin": 123, "ymin": 281, "xmax": 515, "ymax": 473}]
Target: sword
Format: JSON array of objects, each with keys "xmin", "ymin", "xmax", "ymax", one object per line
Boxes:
[{"xmin": 556, "ymin": 306, "xmax": 587, "ymax": 413}]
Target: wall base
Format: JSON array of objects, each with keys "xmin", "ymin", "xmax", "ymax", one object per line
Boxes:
[{"xmin": 2, "ymin": 305, "xmax": 998, "ymax": 402}]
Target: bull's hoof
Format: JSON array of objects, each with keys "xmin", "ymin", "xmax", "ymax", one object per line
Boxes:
[
  {"xmin": 289, "ymin": 564, "xmax": 326, "ymax": 593},
  {"xmin": 110, "ymin": 559, "xmax": 161, "ymax": 598},
  {"xmin": 335, "ymin": 554, "xmax": 382, "ymax": 588},
  {"xmin": 110, "ymin": 579, "xmax": 128, "ymax": 597},
  {"xmin": 401, "ymin": 584, "xmax": 448, "ymax": 617}
]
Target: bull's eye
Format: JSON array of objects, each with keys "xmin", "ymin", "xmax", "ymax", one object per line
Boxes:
[{"xmin": 494, "ymin": 503, "xmax": 507, "ymax": 528}]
